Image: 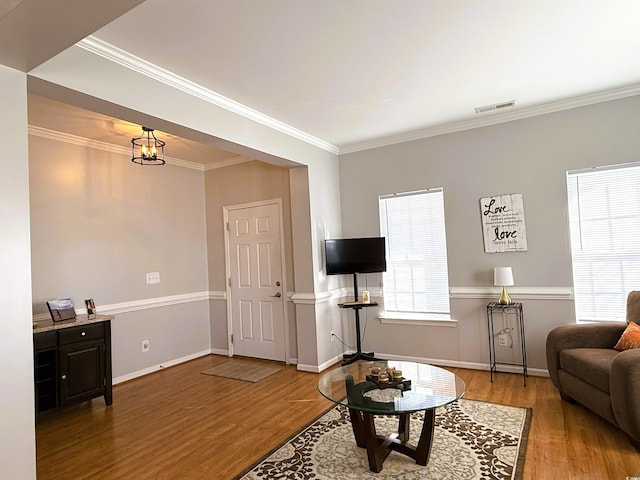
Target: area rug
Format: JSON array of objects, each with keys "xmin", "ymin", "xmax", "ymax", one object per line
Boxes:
[
  {"xmin": 235, "ymin": 399, "xmax": 531, "ymax": 479},
  {"xmin": 201, "ymin": 361, "xmax": 282, "ymax": 383}
]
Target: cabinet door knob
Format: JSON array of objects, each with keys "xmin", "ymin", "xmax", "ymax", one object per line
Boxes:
[
  {"xmin": 61, "ymin": 375, "xmax": 67, "ymax": 380},
  {"xmin": 81, "ymin": 331, "xmax": 86, "ymax": 336}
]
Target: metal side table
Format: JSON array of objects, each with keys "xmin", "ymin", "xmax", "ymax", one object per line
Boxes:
[{"xmin": 487, "ymin": 302, "xmax": 527, "ymax": 386}]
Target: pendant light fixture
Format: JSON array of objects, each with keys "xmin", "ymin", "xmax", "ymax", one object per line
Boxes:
[{"xmin": 131, "ymin": 126, "xmax": 166, "ymax": 165}]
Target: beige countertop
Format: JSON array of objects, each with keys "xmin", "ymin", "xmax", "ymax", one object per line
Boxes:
[{"xmin": 33, "ymin": 314, "xmax": 114, "ymax": 334}]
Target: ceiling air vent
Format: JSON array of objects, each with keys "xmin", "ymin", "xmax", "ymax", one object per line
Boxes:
[{"xmin": 474, "ymin": 100, "xmax": 516, "ymax": 114}]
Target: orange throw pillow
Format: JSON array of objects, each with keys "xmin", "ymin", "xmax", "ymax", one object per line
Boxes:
[{"xmin": 614, "ymin": 322, "xmax": 640, "ymax": 351}]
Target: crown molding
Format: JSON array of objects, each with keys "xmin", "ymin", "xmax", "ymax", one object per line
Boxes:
[
  {"xmin": 77, "ymin": 36, "xmax": 339, "ymax": 155},
  {"xmin": 203, "ymin": 155, "xmax": 251, "ymax": 171},
  {"xmin": 339, "ymin": 84, "xmax": 640, "ymax": 155},
  {"xmin": 74, "ymin": 37, "xmax": 640, "ymax": 158},
  {"xmin": 28, "ymin": 125, "xmax": 206, "ymax": 170}
]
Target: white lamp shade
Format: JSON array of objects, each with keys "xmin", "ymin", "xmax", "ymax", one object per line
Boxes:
[{"xmin": 494, "ymin": 267, "xmax": 514, "ymax": 287}]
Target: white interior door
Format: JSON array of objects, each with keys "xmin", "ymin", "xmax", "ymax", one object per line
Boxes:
[{"xmin": 227, "ymin": 202, "xmax": 285, "ymax": 361}]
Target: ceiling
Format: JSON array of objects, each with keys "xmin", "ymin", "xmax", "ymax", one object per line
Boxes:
[{"xmin": 9, "ymin": 1, "xmax": 640, "ymax": 166}]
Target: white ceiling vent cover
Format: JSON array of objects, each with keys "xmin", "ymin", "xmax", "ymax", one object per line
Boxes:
[{"xmin": 475, "ymin": 100, "xmax": 516, "ymax": 114}]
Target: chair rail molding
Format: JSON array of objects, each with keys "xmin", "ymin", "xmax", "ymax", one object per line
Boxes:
[
  {"xmin": 33, "ymin": 291, "xmax": 216, "ymax": 322},
  {"xmin": 450, "ymin": 286, "xmax": 573, "ymax": 301}
]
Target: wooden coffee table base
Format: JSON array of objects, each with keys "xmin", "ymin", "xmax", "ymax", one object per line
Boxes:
[{"xmin": 348, "ymin": 407, "xmax": 436, "ymax": 473}]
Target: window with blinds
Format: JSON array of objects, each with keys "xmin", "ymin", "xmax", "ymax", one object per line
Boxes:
[
  {"xmin": 567, "ymin": 164, "xmax": 640, "ymax": 322},
  {"xmin": 379, "ymin": 188, "xmax": 451, "ymax": 317}
]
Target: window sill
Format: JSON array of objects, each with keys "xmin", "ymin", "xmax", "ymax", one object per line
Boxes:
[{"xmin": 378, "ymin": 312, "xmax": 457, "ymax": 327}]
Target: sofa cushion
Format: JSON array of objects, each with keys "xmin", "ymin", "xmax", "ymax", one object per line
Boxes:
[
  {"xmin": 557, "ymin": 370, "xmax": 616, "ymax": 425},
  {"xmin": 559, "ymin": 348, "xmax": 618, "ymax": 393},
  {"xmin": 614, "ymin": 321, "xmax": 640, "ymax": 351}
]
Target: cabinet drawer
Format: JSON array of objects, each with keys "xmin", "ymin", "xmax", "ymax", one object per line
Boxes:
[
  {"xmin": 58, "ymin": 323, "xmax": 105, "ymax": 345},
  {"xmin": 34, "ymin": 331, "xmax": 57, "ymax": 350}
]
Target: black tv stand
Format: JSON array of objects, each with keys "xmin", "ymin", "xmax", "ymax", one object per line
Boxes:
[{"xmin": 338, "ymin": 273, "xmax": 381, "ymax": 365}]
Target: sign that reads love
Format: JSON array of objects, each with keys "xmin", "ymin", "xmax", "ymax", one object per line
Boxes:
[{"xmin": 480, "ymin": 193, "xmax": 528, "ymax": 253}]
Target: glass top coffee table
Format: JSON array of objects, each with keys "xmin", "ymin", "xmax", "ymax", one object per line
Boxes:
[{"xmin": 317, "ymin": 360, "xmax": 466, "ymax": 473}]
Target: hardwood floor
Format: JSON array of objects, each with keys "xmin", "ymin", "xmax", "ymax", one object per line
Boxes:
[{"xmin": 36, "ymin": 355, "xmax": 640, "ymax": 479}]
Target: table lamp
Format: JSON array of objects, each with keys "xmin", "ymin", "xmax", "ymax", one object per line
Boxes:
[{"xmin": 494, "ymin": 267, "xmax": 514, "ymax": 305}]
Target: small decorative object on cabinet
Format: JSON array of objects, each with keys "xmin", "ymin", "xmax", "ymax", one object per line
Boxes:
[
  {"xmin": 486, "ymin": 302, "xmax": 527, "ymax": 386},
  {"xmin": 85, "ymin": 298, "xmax": 96, "ymax": 318},
  {"xmin": 33, "ymin": 315, "xmax": 113, "ymax": 414}
]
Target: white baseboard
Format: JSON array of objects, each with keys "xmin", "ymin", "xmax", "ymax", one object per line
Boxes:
[
  {"xmin": 297, "ymin": 354, "xmax": 343, "ymax": 373},
  {"xmin": 378, "ymin": 351, "xmax": 549, "ymax": 377},
  {"xmin": 113, "ymin": 349, "xmax": 211, "ymax": 384},
  {"xmin": 211, "ymin": 348, "xmax": 229, "ymax": 356},
  {"xmin": 114, "ymin": 348, "xmax": 549, "ymax": 384}
]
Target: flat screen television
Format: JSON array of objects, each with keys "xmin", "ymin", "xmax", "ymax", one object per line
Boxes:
[{"xmin": 325, "ymin": 237, "xmax": 386, "ymax": 275}]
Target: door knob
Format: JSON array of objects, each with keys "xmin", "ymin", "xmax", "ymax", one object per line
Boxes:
[{"xmin": 271, "ymin": 292, "xmax": 282, "ymax": 298}]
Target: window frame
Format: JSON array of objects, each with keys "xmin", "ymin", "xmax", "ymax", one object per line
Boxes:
[
  {"xmin": 567, "ymin": 162, "xmax": 640, "ymax": 323},
  {"xmin": 378, "ymin": 188, "xmax": 452, "ymax": 323}
]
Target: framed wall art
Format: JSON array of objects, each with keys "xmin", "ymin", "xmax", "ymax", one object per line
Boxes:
[
  {"xmin": 46, "ymin": 298, "xmax": 77, "ymax": 322},
  {"xmin": 480, "ymin": 193, "xmax": 528, "ymax": 253}
]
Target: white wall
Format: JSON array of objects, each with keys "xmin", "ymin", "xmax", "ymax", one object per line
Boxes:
[
  {"xmin": 0, "ymin": 65, "xmax": 36, "ymax": 480},
  {"xmin": 338, "ymin": 95, "xmax": 640, "ymax": 373}
]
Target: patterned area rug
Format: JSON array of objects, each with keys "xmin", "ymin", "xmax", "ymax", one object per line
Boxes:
[
  {"xmin": 201, "ymin": 361, "xmax": 282, "ymax": 383},
  {"xmin": 236, "ymin": 399, "xmax": 531, "ymax": 479}
]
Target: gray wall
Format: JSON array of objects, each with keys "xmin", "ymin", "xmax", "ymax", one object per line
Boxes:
[
  {"xmin": 338, "ymin": 95, "xmax": 640, "ymax": 372},
  {"xmin": 29, "ymin": 134, "xmax": 211, "ymax": 379}
]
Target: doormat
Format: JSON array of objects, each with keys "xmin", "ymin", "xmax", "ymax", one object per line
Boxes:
[
  {"xmin": 201, "ymin": 360, "xmax": 283, "ymax": 383},
  {"xmin": 235, "ymin": 398, "xmax": 531, "ymax": 479}
]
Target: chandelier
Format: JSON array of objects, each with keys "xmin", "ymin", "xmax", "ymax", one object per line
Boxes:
[{"xmin": 131, "ymin": 127, "xmax": 166, "ymax": 165}]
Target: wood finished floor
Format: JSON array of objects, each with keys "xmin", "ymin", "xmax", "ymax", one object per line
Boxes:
[{"xmin": 36, "ymin": 354, "xmax": 640, "ymax": 479}]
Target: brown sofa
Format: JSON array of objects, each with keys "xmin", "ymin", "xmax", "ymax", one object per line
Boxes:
[{"xmin": 546, "ymin": 291, "xmax": 640, "ymax": 447}]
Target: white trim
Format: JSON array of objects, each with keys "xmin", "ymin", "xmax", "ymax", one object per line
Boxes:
[
  {"xmin": 209, "ymin": 290, "xmax": 226, "ymax": 300},
  {"xmin": 290, "ymin": 289, "xmax": 343, "ymax": 305},
  {"xmin": 378, "ymin": 314, "xmax": 458, "ymax": 327},
  {"xmin": 449, "ymin": 286, "xmax": 573, "ymax": 300},
  {"xmin": 30, "ymin": 286, "xmax": 573, "ymax": 322},
  {"xmin": 289, "ymin": 293, "xmax": 318, "ymax": 305},
  {"xmin": 297, "ymin": 354, "xmax": 343, "ymax": 373},
  {"xmin": 33, "ymin": 291, "xmax": 214, "ymax": 322},
  {"xmin": 211, "ymin": 348, "xmax": 229, "ymax": 356},
  {"xmin": 28, "ymin": 125, "xmax": 207, "ymax": 171},
  {"xmin": 77, "ymin": 36, "xmax": 339, "ymax": 155},
  {"xmin": 71, "ymin": 36, "xmax": 640, "ymax": 158},
  {"xmin": 203, "ymin": 156, "xmax": 252, "ymax": 171},
  {"xmin": 339, "ymin": 84, "xmax": 640, "ymax": 154},
  {"xmin": 113, "ymin": 349, "xmax": 211, "ymax": 384},
  {"xmin": 289, "ymin": 286, "xmax": 574, "ymax": 308},
  {"xmin": 97, "ymin": 291, "xmax": 210, "ymax": 315},
  {"xmin": 378, "ymin": 352, "xmax": 549, "ymax": 378}
]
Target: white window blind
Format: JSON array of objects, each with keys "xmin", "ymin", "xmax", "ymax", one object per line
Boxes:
[
  {"xmin": 567, "ymin": 164, "xmax": 640, "ymax": 322},
  {"xmin": 379, "ymin": 188, "xmax": 451, "ymax": 315}
]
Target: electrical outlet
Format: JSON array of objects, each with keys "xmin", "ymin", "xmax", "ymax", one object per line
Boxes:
[
  {"xmin": 330, "ymin": 330, "xmax": 335, "ymax": 342},
  {"xmin": 146, "ymin": 272, "xmax": 160, "ymax": 284},
  {"xmin": 142, "ymin": 339, "xmax": 150, "ymax": 352},
  {"xmin": 498, "ymin": 332, "xmax": 508, "ymax": 347}
]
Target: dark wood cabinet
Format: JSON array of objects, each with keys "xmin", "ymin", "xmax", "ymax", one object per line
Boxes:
[{"xmin": 33, "ymin": 317, "xmax": 113, "ymax": 413}]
